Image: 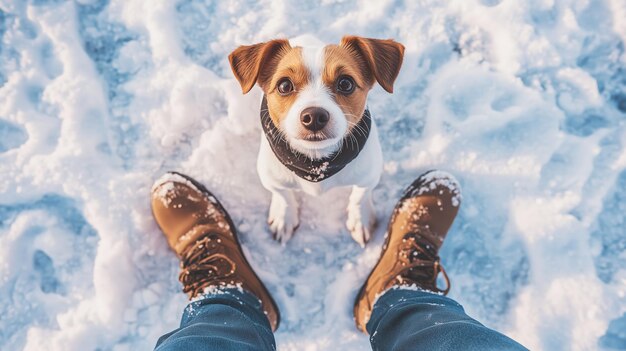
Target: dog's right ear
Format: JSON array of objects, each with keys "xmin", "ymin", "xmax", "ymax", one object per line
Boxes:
[
  {"xmin": 228, "ymin": 39, "xmax": 291, "ymax": 94},
  {"xmin": 340, "ymin": 36, "xmax": 404, "ymax": 93}
]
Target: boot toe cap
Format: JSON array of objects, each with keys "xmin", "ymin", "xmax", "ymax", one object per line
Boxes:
[
  {"xmin": 405, "ymin": 170, "xmax": 462, "ymax": 207},
  {"xmin": 151, "ymin": 173, "xmax": 216, "ymax": 249}
]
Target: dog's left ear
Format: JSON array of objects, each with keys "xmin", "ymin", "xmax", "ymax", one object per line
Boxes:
[
  {"xmin": 340, "ymin": 36, "xmax": 405, "ymax": 93},
  {"xmin": 229, "ymin": 39, "xmax": 291, "ymax": 94}
]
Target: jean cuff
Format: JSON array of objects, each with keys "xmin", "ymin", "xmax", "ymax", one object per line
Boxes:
[
  {"xmin": 181, "ymin": 287, "xmax": 269, "ymax": 329},
  {"xmin": 366, "ymin": 286, "xmax": 463, "ymax": 334}
]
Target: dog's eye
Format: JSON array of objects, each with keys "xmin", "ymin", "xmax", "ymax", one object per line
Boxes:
[
  {"xmin": 336, "ymin": 76, "xmax": 355, "ymax": 95},
  {"xmin": 277, "ymin": 78, "xmax": 294, "ymax": 95}
]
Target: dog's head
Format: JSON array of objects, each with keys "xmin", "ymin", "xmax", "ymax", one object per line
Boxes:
[{"xmin": 229, "ymin": 36, "xmax": 404, "ymax": 159}]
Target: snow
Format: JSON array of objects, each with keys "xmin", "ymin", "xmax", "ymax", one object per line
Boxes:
[{"xmin": 0, "ymin": 0, "xmax": 624, "ymax": 350}]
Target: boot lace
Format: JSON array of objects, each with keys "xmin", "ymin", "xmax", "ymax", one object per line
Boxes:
[
  {"xmin": 385, "ymin": 227, "xmax": 450, "ymax": 295},
  {"xmin": 179, "ymin": 233, "xmax": 236, "ymax": 298}
]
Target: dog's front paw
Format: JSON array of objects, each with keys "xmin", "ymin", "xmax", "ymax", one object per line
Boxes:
[
  {"xmin": 268, "ymin": 194, "xmax": 299, "ymax": 244},
  {"xmin": 346, "ymin": 202, "xmax": 376, "ymax": 248}
]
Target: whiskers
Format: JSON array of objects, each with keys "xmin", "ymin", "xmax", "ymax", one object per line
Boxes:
[
  {"xmin": 344, "ymin": 113, "xmax": 370, "ymax": 144},
  {"xmin": 262, "ymin": 110, "xmax": 289, "ymax": 148}
]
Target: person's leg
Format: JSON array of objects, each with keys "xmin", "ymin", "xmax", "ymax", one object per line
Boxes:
[
  {"xmin": 155, "ymin": 289, "xmax": 275, "ymax": 351},
  {"xmin": 367, "ymin": 288, "xmax": 527, "ymax": 351}
]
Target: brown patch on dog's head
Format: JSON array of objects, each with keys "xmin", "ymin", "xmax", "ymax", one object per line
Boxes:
[
  {"xmin": 264, "ymin": 48, "xmax": 311, "ymax": 127},
  {"xmin": 322, "ymin": 44, "xmax": 374, "ymax": 127},
  {"xmin": 229, "ymin": 40, "xmax": 312, "ymax": 127},
  {"xmin": 228, "ymin": 39, "xmax": 291, "ymax": 94}
]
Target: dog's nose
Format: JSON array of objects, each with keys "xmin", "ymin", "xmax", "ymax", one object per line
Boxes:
[{"xmin": 300, "ymin": 107, "xmax": 330, "ymax": 132}]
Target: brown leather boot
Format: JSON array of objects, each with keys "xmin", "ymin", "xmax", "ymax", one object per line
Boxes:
[
  {"xmin": 353, "ymin": 170, "xmax": 462, "ymax": 333},
  {"xmin": 151, "ymin": 172, "xmax": 280, "ymax": 331}
]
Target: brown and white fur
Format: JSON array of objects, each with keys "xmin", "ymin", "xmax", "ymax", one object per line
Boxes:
[{"xmin": 229, "ymin": 35, "xmax": 404, "ymax": 246}]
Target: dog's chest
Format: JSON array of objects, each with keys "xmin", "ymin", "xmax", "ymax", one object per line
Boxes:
[{"xmin": 297, "ymin": 177, "xmax": 330, "ymax": 196}]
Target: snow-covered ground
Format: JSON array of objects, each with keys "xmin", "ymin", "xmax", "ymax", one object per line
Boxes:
[{"xmin": 0, "ymin": 0, "xmax": 625, "ymax": 350}]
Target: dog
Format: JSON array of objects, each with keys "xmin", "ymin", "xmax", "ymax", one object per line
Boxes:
[{"xmin": 228, "ymin": 35, "xmax": 404, "ymax": 246}]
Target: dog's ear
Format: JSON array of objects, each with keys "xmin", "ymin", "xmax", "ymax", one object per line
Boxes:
[
  {"xmin": 340, "ymin": 36, "xmax": 405, "ymax": 93},
  {"xmin": 229, "ymin": 39, "xmax": 291, "ymax": 94}
]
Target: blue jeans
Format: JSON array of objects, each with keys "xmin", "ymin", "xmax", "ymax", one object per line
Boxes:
[{"xmin": 155, "ymin": 288, "xmax": 527, "ymax": 351}]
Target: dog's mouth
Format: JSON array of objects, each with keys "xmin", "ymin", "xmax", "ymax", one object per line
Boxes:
[
  {"xmin": 296, "ymin": 129, "xmax": 340, "ymax": 143},
  {"xmin": 293, "ymin": 132, "xmax": 341, "ymax": 152},
  {"xmin": 301, "ymin": 133, "xmax": 331, "ymax": 142}
]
